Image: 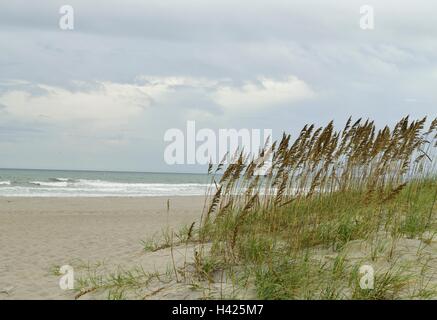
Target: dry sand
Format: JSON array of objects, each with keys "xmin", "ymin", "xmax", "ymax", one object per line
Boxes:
[
  {"xmin": 3, "ymin": 197, "xmax": 436, "ymax": 300},
  {"xmin": 0, "ymin": 196, "xmax": 205, "ymax": 300}
]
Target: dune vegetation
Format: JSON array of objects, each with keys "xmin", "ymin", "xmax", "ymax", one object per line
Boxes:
[
  {"xmin": 75, "ymin": 116, "xmax": 437, "ymax": 299},
  {"xmin": 191, "ymin": 116, "xmax": 437, "ymax": 299}
]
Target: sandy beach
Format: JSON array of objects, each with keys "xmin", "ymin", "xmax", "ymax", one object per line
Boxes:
[{"xmin": 0, "ymin": 196, "xmax": 205, "ymax": 300}]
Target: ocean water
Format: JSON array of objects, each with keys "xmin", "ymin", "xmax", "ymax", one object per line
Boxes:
[{"xmin": 0, "ymin": 169, "xmax": 211, "ymax": 197}]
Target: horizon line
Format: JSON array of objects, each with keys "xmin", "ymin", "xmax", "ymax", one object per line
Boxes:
[{"xmin": 0, "ymin": 167, "xmax": 208, "ymax": 175}]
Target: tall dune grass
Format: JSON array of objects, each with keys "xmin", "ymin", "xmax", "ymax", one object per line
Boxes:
[{"xmin": 196, "ymin": 116, "xmax": 437, "ymax": 299}]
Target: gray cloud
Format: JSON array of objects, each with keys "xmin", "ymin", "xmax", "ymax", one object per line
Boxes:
[{"xmin": 0, "ymin": 0, "xmax": 436, "ymax": 172}]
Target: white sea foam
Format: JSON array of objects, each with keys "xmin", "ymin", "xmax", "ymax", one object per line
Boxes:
[
  {"xmin": 30, "ymin": 181, "xmax": 69, "ymax": 187},
  {"xmin": 49, "ymin": 178, "xmax": 71, "ymax": 182},
  {"xmin": 0, "ymin": 178, "xmax": 211, "ymax": 197},
  {"xmin": 0, "ymin": 181, "xmax": 11, "ymax": 185}
]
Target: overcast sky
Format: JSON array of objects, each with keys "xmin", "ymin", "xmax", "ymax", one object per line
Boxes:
[{"xmin": 0, "ymin": 0, "xmax": 436, "ymax": 172}]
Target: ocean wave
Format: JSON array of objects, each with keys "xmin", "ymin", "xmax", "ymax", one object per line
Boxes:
[
  {"xmin": 75, "ymin": 179, "xmax": 208, "ymax": 188},
  {"xmin": 0, "ymin": 179, "xmax": 212, "ymax": 197},
  {"xmin": 0, "ymin": 181, "xmax": 11, "ymax": 186},
  {"xmin": 48, "ymin": 177, "xmax": 75, "ymax": 183},
  {"xmin": 30, "ymin": 181, "xmax": 69, "ymax": 187}
]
